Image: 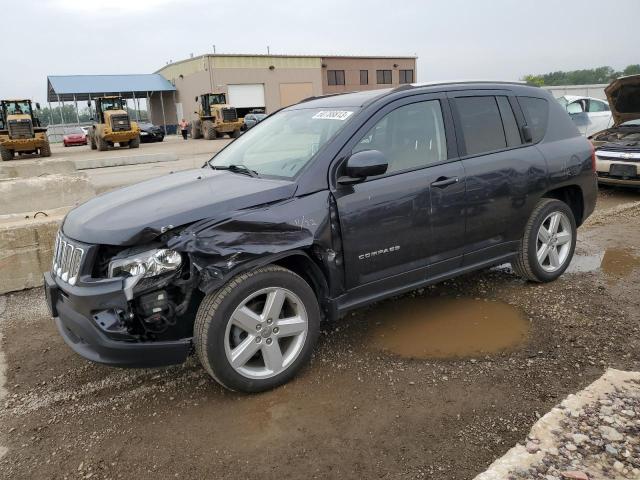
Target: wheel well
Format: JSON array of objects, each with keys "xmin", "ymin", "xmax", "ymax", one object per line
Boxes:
[
  {"xmin": 272, "ymin": 253, "xmax": 329, "ymax": 302},
  {"xmin": 543, "ymin": 185, "xmax": 585, "ymax": 226}
]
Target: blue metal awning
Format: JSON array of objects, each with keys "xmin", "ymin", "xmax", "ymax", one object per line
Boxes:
[{"xmin": 47, "ymin": 74, "xmax": 175, "ymax": 102}]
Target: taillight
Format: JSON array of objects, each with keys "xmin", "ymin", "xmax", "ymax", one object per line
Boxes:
[{"xmin": 590, "ymin": 143, "xmax": 596, "ymax": 172}]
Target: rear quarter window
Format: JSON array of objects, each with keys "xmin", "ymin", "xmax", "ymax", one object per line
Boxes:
[{"xmin": 517, "ymin": 97, "xmax": 549, "ymax": 143}]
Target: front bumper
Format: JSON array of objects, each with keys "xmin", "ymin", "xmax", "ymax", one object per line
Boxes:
[
  {"xmin": 1, "ymin": 137, "xmax": 47, "ymax": 151},
  {"xmin": 103, "ymin": 131, "xmax": 139, "ymax": 143},
  {"xmin": 596, "ymin": 156, "xmax": 640, "ymax": 186},
  {"xmin": 44, "ymin": 272, "xmax": 191, "ymax": 368}
]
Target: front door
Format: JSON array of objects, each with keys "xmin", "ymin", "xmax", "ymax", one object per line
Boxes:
[{"xmin": 333, "ymin": 94, "xmax": 466, "ymax": 292}]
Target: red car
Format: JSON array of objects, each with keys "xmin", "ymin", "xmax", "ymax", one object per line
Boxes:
[{"xmin": 62, "ymin": 127, "xmax": 88, "ymax": 147}]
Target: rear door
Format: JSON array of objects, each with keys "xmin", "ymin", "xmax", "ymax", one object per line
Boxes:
[
  {"xmin": 333, "ymin": 93, "xmax": 466, "ymax": 291},
  {"xmin": 448, "ymin": 91, "xmax": 547, "ymax": 265}
]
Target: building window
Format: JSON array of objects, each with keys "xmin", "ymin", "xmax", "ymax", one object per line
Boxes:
[
  {"xmin": 360, "ymin": 70, "xmax": 368, "ymax": 85},
  {"xmin": 376, "ymin": 70, "xmax": 392, "ymax": 84},
  {"xmin": 327, "ymin": 70, "xmax": 345, "ymax": 86},
  {"xmin": 399, "ymin": 69, "xmax": 414, "ymax": 84}
]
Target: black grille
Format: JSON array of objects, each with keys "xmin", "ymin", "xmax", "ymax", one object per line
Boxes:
[
  {"xmin": 222, "ymin": 108, "xmax": 238, "ymax": 122},
  {"xmin": 110, "ymin": 114, "xmax": 131, "ymax": 131},
  {"xmin": 8, "ymin": 119, "xmax": 33, "ymax": 139}
]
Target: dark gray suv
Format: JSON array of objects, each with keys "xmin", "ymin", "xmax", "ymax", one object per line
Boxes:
[{"xmin": 45, "ymin": 81, "xmax": 597, "ymax": 393}]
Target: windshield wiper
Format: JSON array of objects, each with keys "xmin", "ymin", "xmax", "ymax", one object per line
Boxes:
[{"xmin": 209, "ymin": 164, "xmax": 259, "ymax": 178}]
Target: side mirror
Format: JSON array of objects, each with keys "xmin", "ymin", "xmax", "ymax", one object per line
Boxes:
[
  {"xmin": 338, "ymin": 150, "xmax": 388, "ymax": 184},
  {"xmin": 90, "ymin": 117, "xmax": 94, "ymax": 122},
  {"xmin": 195, "ymin": 96, "xmax": 199, "ymax": 102},
  {"xmin": 35, "ymin": 102, "xmax": 41, "ymax": 110},
  {"xmin": 521, "ymin": 125, "xmax": 533, "ymax": 143}
]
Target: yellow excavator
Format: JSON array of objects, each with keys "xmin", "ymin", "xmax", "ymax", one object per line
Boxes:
[
  {"xmin": 87, "ymin": 96, "xmax": 140, "ymax": 151},
  {"xmin": 191, "ymin": 92, "xmax": 243, "ymax": 140},
  {"xmin": 0, "ymin": 99, "xmax": 50, "ymax": 161}
]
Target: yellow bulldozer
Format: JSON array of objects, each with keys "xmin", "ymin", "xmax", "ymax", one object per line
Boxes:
[
  {"xmin": 0, "ymin": 99, "xmax": 50, "ymax": 161},
  {"xmin": 191, "ymin": 92, "xmax": 243, "ymax": 140},
  {"xmin": 87, "ymin": 96, "xmax": 140, "ymax": 151}
]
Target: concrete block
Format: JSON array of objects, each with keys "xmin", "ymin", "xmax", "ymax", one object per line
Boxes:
[
  {"xmin": 74, "ymin": 152, "xmax": 178, "ymax": 170},
  {"xmin": 0, "ymin": 174, "xmax": 96, "ymax": 215},
  {"xmin": 0, "ymin": 216, "xmax": 61, "ymax": 294},
  {"xmin": 0, "ymin": 158, "xmax": 77, "ymax": 178}
]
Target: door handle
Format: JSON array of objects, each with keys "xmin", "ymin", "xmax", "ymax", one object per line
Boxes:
[{"xmin": 431, "ymin": 176, "xmax": 459, "ymax": 188}]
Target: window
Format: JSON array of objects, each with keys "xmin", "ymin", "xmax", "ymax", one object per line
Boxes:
[
  {"xmin": 360, "ymin": 70, "xmax": 368, "ymax": 85},
  {"xmin": 496, "ymin": 96, "xmax": 522, "ymax": 147},
  {"xmin": 588, "ymin": 99, "xmax": 609, "ymax": 112},
  {"xmin": 399, "ymin": 69, "xmax": 414, "ymax": 84},
  {"xmin": 376, "ymin": 70, "xmax": 392, "ymax": 84},
  {"xmin": 517, "ymin": 97, "xmax": 549, "ymax": 143},
  {"xmin": 353, "ymin": 100, "xmax": 447, "ymax": 174},
  {"xmin": 327, "ymin": 70, "xmax": 345, "ymax": 86},
  {"xmin": 566, "ymin": 102, "xmax": 584, "ymax": 114},
  {"xmin": 455, "ymin": 96, "xmax": 507, "ymax": 155}
]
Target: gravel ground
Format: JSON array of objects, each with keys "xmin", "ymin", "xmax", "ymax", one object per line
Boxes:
[
  {"xmin": 476, "ymin": 369, "xmax": 640, "ymax": 480},
  {"xmin": 0, "ymin": 188, "xmax": 639, "ymax": 480}
]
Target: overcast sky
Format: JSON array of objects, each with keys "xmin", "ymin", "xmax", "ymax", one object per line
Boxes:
[{"xmin": 2, "ymin": 0, "xmax": 638, "ymax": 104}]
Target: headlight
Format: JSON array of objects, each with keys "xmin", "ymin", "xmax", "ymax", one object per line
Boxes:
[
  {"xmin": 108, "ymin": 249, "xmax": 182, "ymax": 278},
  {"xmin": 140, "ymin": 131, "xmax": 149, "ymax": 136}
]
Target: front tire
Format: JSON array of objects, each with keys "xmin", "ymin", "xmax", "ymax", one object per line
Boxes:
[
  {"xmin": 194, "ymin": 265, "xmax": 320, "ymax": 393},
  {"xmin": 128, "ymin": 136, "xmax": 140, "ymax": 148},
  {"xmin": 511, "ymin": 198, "xmax": 576, "ymax": 282},
  {"xmin": 202, "ymin": 121, "xmax": 217, "ymax": 140},
  {"xmin": 0, "ymin": 146, "xmax": 13, "ymax": 161},
  {"xmin": 97, "ymin": 135, "xmax": 108, "ymax": 151}
]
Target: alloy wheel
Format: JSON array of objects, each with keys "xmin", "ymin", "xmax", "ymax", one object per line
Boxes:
[
  {"xmin": 536, "ymin": 211, "xmax": 572, "ymax": 272},
  {"xmin": 223, "ymin": 287, "xmax": 308, "ymax": 379}
]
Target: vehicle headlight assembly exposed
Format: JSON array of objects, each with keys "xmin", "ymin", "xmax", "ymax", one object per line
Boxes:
[{"xmin": 108, "ymin": 249, "xmax": 182, "ymax": 278}]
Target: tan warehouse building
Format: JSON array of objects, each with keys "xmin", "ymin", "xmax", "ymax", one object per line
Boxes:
[{"xmin": 151, "ymin": 53, "xmax": 416, "ymax": 127}]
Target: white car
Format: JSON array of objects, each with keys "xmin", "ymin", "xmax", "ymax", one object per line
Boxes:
[{"xmin": 557, "ymin": 95, "xmax": 613, "ymax": 137}]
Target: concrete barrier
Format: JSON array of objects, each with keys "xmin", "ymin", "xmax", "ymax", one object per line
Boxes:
[
  {"xmin": 74, "ymin": 152, "xmax": 178, "ymax": 170},
  {"xmin": 0, "ymin": 215, "xmax": 61, "ymax": 294},
  {"xmin": 0, "ymin": 158, "xmax": 77, "ymax": 178},
  {"xmin": 0, "ymin": 174, "xmax": 96, "ymax": 215}
]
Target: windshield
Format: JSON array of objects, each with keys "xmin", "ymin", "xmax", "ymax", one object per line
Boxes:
[
  {"xmin": 209, "ymin": 107, "xmax": 357, "ymax": 179},
  {"xmin": 556, "ymin": 96, "xmax": 568, "ymax": 108},
  {"xmin": 64, "ymin": 127, "xmax": 84, "ymax": 134},
  {"xmin": 621, "ymin": 119, "xmax": 640, "ymax": 126},
  {"xmin": 101, "ymin": 98, "xmax": 124, "ymax": 111},
  {"xmin": 3, "ymin": 101, "xmax": 31, "ymax": 116},
  {"xmin": 208, "ymin": 93, "xmax": 226, "ymax": 105}
]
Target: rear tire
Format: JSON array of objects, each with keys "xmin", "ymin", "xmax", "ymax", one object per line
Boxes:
[
  {"xmin": 231, "ymin": 129, "xmax": 241, "ymax": 139},
  {"xmin": 97, "ymin": 136, "xmax": 108, "ymax": 151},
  {"xmin": 203, "ymin": 121, "xmax": 217, "ymax": 140},
  {"xmin": 194, "ymin": 265, "xmax": 320, "ymax": 393},
  {"xmin": 511, "ymin": 198, "xmax": 577, "ymax": 282},
  {"xmin": 40, "ymin": 141, "xmax": 51, "ymax": 157},
  {"xmin": 0, "ymin": 146, "xmax": 13, "ymax": 161},
  {"xmin": 191, "ymin": 120, "xmax": 202, "ymax": 139},
  {"xmin": 128, "ymin": 136, "xmax": 140, "ymax": 148}
]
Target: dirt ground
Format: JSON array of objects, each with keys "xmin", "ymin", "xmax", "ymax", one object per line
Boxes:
[{"xmin": 1, "ymin": 186, "xmax": 639, "ymax": 480}]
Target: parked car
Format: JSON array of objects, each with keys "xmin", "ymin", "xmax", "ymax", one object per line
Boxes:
[
  {"xmin": 557, "ymin": 95, "xmax": 613, "ymax": 137},
  {"xmin": 138, "ymin": 122, "xmax": 165, "ymax": 143},
  {"xmin": 44, "ymin": 81, "xmax": 597, "ymax": 393},
  {"xmin": 243, "ymin": 113, "xmax": 267, "ymax": 130},
  {"xmin": 62, "ymin": 127, "xmax": 88, "ymax": 147},
  {"xmin": 589, "ymin": 75, "xmax": 640, "ymax": 187}
]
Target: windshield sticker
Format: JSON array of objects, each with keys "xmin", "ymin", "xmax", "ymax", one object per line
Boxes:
[{"xmin": 312, "ymin": 110, "xmax": 353, "ymax": 121}]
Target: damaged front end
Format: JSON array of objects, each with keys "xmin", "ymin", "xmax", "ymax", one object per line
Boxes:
[{"xmin": 45, "ymin": 190, "xmax": 341, "ymax": 368}]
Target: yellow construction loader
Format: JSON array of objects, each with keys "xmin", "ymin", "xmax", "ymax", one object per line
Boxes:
[
  {"xmin": 191, "ymin": 92, "xmax": 243, "ymax": 140},
  {"xmin": 0, "ymin": 99, "xmax": 50, "ymax": 161},
  {"xmin": 88, "ymin": 96, "xmax": 140, "ymax": 151}
]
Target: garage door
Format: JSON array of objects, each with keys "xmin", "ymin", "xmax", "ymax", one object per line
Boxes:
[
  {"xmin": 227, "ymin": 84, "xmax": 265, "ymax": 109},
  {"xmin": 279, "ymin": 83, "xmax": 314, "ymax": 107}
]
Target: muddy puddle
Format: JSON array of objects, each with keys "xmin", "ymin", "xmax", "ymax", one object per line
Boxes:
[
  {"xmin": 369, "ymin": 297, "xmax": 528, "ymax": 359},
  {"xmin": 568, "ymin": 248, "xmax": 640, "ymax": 278}
]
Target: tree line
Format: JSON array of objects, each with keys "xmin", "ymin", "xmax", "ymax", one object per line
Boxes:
[
  {"xmin": 523, "ymin": 64, "xmax": 640, "ymax": 86},
  {"xmin": 35, "ymin": 105, "xmax": 149, "ymax": 127}
]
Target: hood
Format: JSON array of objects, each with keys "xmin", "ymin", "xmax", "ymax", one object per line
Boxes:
[
  {"xmin": 605, "ymin": 74, "xmax": 640, "ymax": 126},
  {"xmin": 62, "ymin": 168, "xmax": 296, "ymax": 246}
]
